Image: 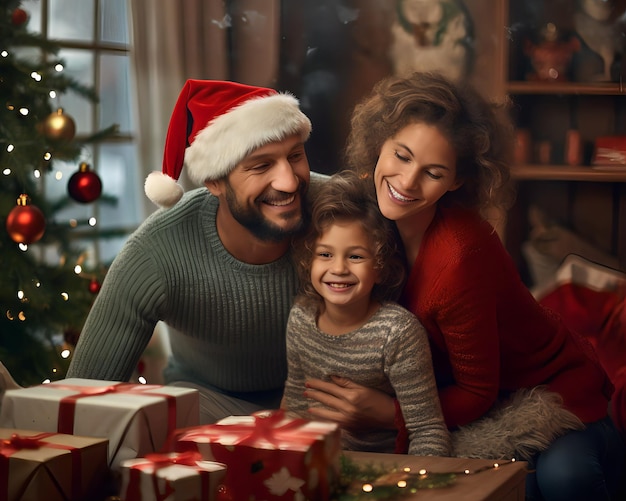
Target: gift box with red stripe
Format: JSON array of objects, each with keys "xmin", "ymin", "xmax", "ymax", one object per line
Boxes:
[
  {"xmin": 120, "ymin": 450, "xmax": 226, "ymax": 501},
  {"xmin": 0, "ymin": 378, "xmax": 199, "ymax": 472},
  {"xmin": 167, "ymin": 410, "xmax": 342, "ymax": 501},
  {"xmin": 0, "ymin": 428, "xmax": 108, "ymax": 501}
]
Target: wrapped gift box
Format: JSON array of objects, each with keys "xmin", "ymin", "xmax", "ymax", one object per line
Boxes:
[
  {"xmin": 0, "ymin": 378, "xmax": 199, "ymax": 471},
  {"xmin": 120, "ymin": 451, "xmax": 226, "ymax": 501},
  {"xmin": 168, "ymin": 410, "xmax": 342, "ymax": 501},
  {"xmin": 0, "ymin": 428, "xmax": 108, "ymax": 501}
]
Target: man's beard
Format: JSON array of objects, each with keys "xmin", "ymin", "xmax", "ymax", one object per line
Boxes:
[{"xmin": 224, "ymin": 180, "xmax": 309, "ymax": 242}]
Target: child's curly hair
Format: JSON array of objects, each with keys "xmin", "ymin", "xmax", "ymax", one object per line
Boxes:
[
  {"xmin": 293, "ymin": 170, "xmax": 407, "ymax": 309},
  {"xmin": 344, "ymin": 71, "xmax": 516, "ymax": 213}
]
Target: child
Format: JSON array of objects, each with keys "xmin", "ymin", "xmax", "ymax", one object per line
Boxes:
[{"xmin": 281, "ymin": 170, "xmax": 451, "ymax": 456}]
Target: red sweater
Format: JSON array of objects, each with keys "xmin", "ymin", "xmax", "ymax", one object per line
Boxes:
[{"xmin": 401, "ymin": 207, "xmax": 613, "ymax": 429}]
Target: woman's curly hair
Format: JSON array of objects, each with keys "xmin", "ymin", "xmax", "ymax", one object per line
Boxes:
[
  {"xmin": 344, "ymin": 71, "xmax": 516, "ymax": 213},
  {"xmin": 293, "ymin": 170, "xmax": 407, "ymax": 309}
]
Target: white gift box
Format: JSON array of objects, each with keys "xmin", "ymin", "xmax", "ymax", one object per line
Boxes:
[
  {"xmin": 120, "ymin": 452, "xmax": 226, "ymax": 501},
  {"xmin": 0, "ymin": 378, "xmax": 199, "ymax": 471}
]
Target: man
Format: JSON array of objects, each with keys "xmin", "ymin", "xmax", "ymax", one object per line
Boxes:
[
  {"xmin": 67, "ymin": 80, "xmax": 312, "ymax": 422},
  {"xmin": 67, "ymin": 80, "xmax": 394, "ymax": 429}
]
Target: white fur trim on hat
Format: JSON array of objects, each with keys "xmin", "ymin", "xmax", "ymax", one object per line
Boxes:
[
  {"xmin": 184, "ymin": 93, "xmax": 311, "ymax": 184},
  {"xmin": 145, "ymin": 171, "xmax": 185, "ymax": 208}
]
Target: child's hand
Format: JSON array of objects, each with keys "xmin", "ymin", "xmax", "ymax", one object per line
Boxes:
[{"xmin": 304, "ymin": 375, "xmax": 396, "ymax": 432}]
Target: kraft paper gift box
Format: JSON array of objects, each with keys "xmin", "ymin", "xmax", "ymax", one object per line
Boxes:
[
  {"xmin": 168, "ymin": 410, "xmax": 342, "ymax": 501},
  {"xmin": 0, "ymin": 428, "xmax": 109, "ymax": 501},
  {"xmin": 120, "ymin": 451, "xmax": 226, "ymax": 501},
  {"xmin": 0, "ymin": 378, "xmax": 199, "ymax": 472}
]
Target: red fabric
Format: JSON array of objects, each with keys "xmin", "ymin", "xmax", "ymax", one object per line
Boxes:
[
  {"xmin": 538, "ymin": 277, "xmax": 626, "ymax": 435},
  {"xmin": 611, "ymin": 368, "xmax": 626, "ymax": 435},
  {"xmin": 400, "ymin": 207, "xmax": 612, "ymax": 429}
]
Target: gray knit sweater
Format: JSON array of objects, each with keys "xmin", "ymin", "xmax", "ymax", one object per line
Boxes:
[
  {"xmin": 283, "ymin": 301, "xmax": 451, "ymax": 456},
  {"xmin": 67, "ymin": 188, "xmax": 298, "ymax": 403}
]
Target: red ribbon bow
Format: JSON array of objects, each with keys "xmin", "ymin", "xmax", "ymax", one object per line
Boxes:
[
  {"xmin": 125, "ymin": 451, "xmax": 215, "ymax": 501},
  {"xmin": 0, "ymin": 432, "xmax": 81, "ymax": 500}
]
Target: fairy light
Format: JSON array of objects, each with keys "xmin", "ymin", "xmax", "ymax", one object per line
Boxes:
[
  {"xmin": 61, "ymin": 349, "xmax": 71, "ymax": 359},
  {"xmin": 17, "ymin": 311, "xmax": 25, "ymax": 321},
  {"xmin": 19, "ymin": 107, "xmax": 28, "ymax": 115},
  {"xmin": 138, "ymin": 376, "xmax": 147, "ymax": 384},
  {"xmin": 74, "ymin": 265, "xmax": 82, "ymax": 274},
  {"xmin": 61, "ymin": 292, "xmax": 69, "ymax": 301},
  {"xmin": 49, "ymin": 90, "xmax": 57, "ymax": 98},
  {"xmin": 42, "ymin": 379, "xmax": 51, "ymax": 384},
  {"xmin": 18, "ymin": 243, "xmax": 28, "ymax": 251},
  {"xmin": 7, "ymin": 144, "xmax": 14, "ymax": 152},
  {"xmin": 69, "ymin": 219, "xmax": 78, "ymax": 228},
  {"xmin": 1, "ymin": 50, "xmax": 8, "ymax": 57},
  {"xmin": 347, "ymin": 456, "xmax": 520, "ymax": 498},
  {"xmin": 55, "ymin": 171, "xmax": 63, "ymax": 180},
  {"xmin": 30, "ymin": 71, "xmax": 42, "ymax": 81},
  {"xmin": 54, "ymin": 63, "xmax": 63, "ymax": 72},
  {"xmin": 43, "ymin": 152, "xmax": 52, "ymax": 161},
  {"xmin": 88, "ymin": 217, "xmax": 97, "ymax": 226},
  {"xmin": 34, "ymin": 170, "xmax": 41, "ymax": 178},
  {"xmin": 3, "ymin": 168, "xmax": 10, "ymax": 175},
  {"xmin": 17, "ymin": 290, "xmax": 25, "ymax": 300}
]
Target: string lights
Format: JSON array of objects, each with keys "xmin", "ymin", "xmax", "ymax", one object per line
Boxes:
[{"xmin": 334, "ymin": 455, "xmax": 520, "ymax": 500}]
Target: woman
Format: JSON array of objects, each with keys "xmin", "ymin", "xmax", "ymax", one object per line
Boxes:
[{"xmin": 306, "ymin": 71, "xmax": 625, "ymax": 500}]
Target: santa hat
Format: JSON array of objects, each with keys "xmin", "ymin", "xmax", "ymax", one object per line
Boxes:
[{"xmin": 145, "ymin": 79, "xmax": 312, "ymax": 208}]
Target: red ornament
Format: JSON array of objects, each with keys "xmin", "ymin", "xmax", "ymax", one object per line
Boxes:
[
  {"xmin": 68, "ymin": 162, "xmax": 102, "ymax": 203},
  {"xmin": 88, "ymin": 278, "xmax": 102, "ymax": 294},
  {"xmin": 6, "ymin": 194, "xmax": 46, "ymax": 244},
  {"xmin": 11, "ymin": 8, "xmax": 28, "ymax": 26}
]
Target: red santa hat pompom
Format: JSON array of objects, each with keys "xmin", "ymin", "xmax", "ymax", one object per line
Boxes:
[{"xmin": 145, "ymin": 79, "xmax": 312, "ymax": 208}]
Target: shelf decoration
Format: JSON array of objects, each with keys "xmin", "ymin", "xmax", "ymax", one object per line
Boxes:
[{"xmin": 524, "ymin": 22, "xmax": 580, "ymax": 82}]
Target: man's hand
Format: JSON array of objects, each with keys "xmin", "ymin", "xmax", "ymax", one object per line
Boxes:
[{"xmin": 304, "ymin": 376, "xmax": 396, "ymax": 432}]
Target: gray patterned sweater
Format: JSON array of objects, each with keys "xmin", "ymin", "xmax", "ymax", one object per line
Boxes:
[
  {"xmin": 67, "ymin": 188, "xmax": 298, "ymax": 405},
  {"xmin": 282, "ymin": 301, "xmax": 451, "ymax": 456}
]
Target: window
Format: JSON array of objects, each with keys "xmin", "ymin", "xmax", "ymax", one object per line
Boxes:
[{"xmin": 23, "ymin": 0, "xmax": 141, "ymax": 266}]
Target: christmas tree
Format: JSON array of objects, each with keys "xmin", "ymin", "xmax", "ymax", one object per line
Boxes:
[{"xmin": 0, "ymin": 0, "xmax": 117, "ymax": 386}]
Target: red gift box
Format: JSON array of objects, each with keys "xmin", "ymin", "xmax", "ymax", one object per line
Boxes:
[
  {"xmin": 0, "ymin": 378, "xmax": 199, "ymax": 472},
  {"xmin": 120, "ymin": 451, "xmax": 226, "ymax": 501},
  {"xmin": 0, "ymin": 428, "xmax": 109, "ymax": 501},
  {"xmin": 167, "ymin": 410, "xmax": 342, "ymax": 501}
]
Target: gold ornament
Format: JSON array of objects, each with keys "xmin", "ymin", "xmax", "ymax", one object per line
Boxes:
[{"xmin": 42, "ymin": 108, "xmax": 76, "ymax": 142}]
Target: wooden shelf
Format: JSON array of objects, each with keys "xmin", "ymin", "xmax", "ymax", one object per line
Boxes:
[
  {"xmin": 511, "ymin": 164, "xmax": 626, "ymax": 182},
  {"xmin": 506, "ymin": 81, "xmax": 626, "ymax": 96}
]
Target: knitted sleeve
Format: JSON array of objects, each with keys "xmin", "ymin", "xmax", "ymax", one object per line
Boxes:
[
  {"xmin": 67, "ymin": 235, "xmax": 164, "ymax": 381},
  {"xmin": 384, "ymin": 305, "xmax": 451, "ymax": 456},
  {"xmin": 281, "ymin": 305, "xmax": 311, "ymax": 417}
]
